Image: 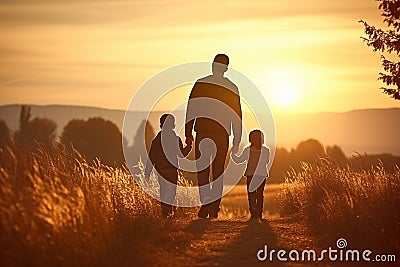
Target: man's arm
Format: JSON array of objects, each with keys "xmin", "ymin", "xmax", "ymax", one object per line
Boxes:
[
  {"xmin": 179, "ymin": 137, "xmax": 192, "ymax": 157},
  {"xmin": 185, "ymin": 121, "xmax": 194, "ymax": 144},
  {"xmin": 185, "ymin": 82, "xmax": 198, "ymax": 143},
  {"xmin": 232, "ymin": 88, "xmax": 242, "ymax": 150},
  {"xmin": 231, "ymin": 147, "xmax": 248, "ymax": 164}
]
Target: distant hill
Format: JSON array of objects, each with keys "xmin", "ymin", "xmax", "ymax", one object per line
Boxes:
[
  {"xmin": 276, "ymin": 108, "xmax": 400, "ymax": 156},
  {"xmin": 0, "ymin": 104, "xmax": 399, "ymax": 156},
  {"xmin": 0, "ymin": 104, "xmax": 161, "ymax": 147}
]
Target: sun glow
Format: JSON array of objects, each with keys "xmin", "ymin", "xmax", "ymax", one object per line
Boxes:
[
  {"xmin": 275, "ymin": 87, "xmax": 296, "ymax": 106},
  {"xmin": 255, "ymin": 65, "xmax": 303, "ymax": 110}
]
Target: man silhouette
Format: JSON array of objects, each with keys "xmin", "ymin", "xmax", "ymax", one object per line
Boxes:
[{"xmin": 185, "ymin": 54, "xmax": 242, "ymax": 218}]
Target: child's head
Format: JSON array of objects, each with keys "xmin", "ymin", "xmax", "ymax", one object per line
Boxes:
[
  {"xmin": 160, "ymin": 113, "xmax": 175, "ymax": 130},
  {"xmin": 249, "ymin": 130, "xmax": 264, "ymax": 148}
]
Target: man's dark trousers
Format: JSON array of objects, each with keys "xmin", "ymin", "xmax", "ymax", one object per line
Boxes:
[{"xmin": 195, "ymin": 132, "xmax": 229, "ymax": 216}]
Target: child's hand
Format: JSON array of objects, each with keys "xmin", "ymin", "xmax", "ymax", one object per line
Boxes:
[{"xmin": 231, "ymin": 145, "xmax": 239, "ymax": 155}]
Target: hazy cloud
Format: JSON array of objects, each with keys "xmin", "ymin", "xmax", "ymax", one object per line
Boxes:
[
  {"xmin": 0, "ymin": 0, "xmax": 397, "ymax": 112},
  {"xmin": 0, "ymin": 0, "xmax": 379, "ymax": 27}
]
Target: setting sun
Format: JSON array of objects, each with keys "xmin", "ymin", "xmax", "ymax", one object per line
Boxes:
[
  {"xmin": 275, "ymin": 87, "xmax": 296, "ymax": 106},
  {"xmin": 260, "ymin": 66, "xmax": 302, "ymax": 109},
  {"xmin": 0, "ymin": 1, "xmax": 400, "ymax": 266}
]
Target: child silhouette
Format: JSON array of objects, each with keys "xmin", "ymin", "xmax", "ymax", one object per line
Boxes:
[
  {"xmin": 231, "ymin": 130, "xmax": 270, "ymax": 220},
  {"xmin": 145, "ymin": 114, "xmax": 192, "ymax": 217}
]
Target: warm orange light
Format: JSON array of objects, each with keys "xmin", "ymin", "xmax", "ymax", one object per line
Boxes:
[
  {"xmin": 275, "ymin": 87, "xmax": 296, "ymax": 107},
  {"xmin": 258, "ymin": 66, "xmax": 300, "ymax": 109}
]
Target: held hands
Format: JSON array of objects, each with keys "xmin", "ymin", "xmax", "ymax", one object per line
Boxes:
[
  {"xmin": 231, "ymin": 145, "xmax": 239, "ymax": 155},
  {"xmin": 185, "ymin": 134, "xmax": 194, "ymax": 146},
  {"xmin": 230, "ymin": 145, "xmax": 241, "ymax": 164}
]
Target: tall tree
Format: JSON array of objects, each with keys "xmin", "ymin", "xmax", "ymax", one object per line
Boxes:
[
  {"xmin": 0, "ymin": 119, "xmax": 10, "ymax": 148},
  {"xmin": 28, "ymin": 118, "xmax": 57, "ymax": 144},
  {"xmin": 269, "ymin": 147, "xmax": 291, "ymax": 183},
  {"xmin": 326, "ymin": 145, "xmax": 348, "ymax": 166},
  {"xmin": 361, "ymin": 0, "xmax": 400, "ymax": 100},
  {"xmin": 293, "ymin": 139, "xmax": 326, "ymax": 168},
  {"xmin": 126, "ymin": 120, "xmax": 155, "ymax": 165},
  {"xmin": 62, "ymin": 117, "xmax": 124, "ymax": 166},
  {"xmin": 15, "ymin": 105, "xmax": 57, "ymax": 146}
]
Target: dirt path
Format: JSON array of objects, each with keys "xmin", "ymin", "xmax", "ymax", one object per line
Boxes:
[
  {"xmin": 148, "ymin": 185, "xmax": 324, "ymax": 267},
  {"xmin": 165, "ymin": 217, "xmax": 317, "ymax": 267}
]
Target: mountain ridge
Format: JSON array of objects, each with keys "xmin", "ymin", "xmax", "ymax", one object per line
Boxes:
[{"xmin": 0, "ymin": 104, "xmax": 399, "ymax": 156}]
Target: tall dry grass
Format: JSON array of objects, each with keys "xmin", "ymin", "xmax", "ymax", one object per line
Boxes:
[
  {"xmin": 281, "ymin": 159, "xmax": 400, "ymax": 253},
  {"xmin": 0, "ymin": 142, "xmax": 180, "ymax": 266}
]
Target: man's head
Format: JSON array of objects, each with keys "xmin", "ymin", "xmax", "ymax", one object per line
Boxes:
[
  {"xmin": 212, "ymin": 54, "xmax": 229, "ymax": 76},
  {"xmin": 160, "ymin": 113, "xmax": 175, "ymax": 130}
]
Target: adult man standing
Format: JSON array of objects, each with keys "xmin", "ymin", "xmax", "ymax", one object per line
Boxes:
[{"xmin": 185, "ymin": 54, "xmax": 242, "ymax": 218}]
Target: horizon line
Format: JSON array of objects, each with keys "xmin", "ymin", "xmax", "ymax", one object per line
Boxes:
[{"xmin": 1, "ymin": 103, "xmax": 399, "ymax": 116}]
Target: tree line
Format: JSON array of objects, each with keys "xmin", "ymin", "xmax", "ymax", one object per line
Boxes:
[
  {"xmin": 0, "ymin": 106, "xmax": 157, "ymax": 168},
  {"xmin": 0, "ymin": 105, "xmax": 398, "ymax": 182},
  {"xmin": 268, "ymin": 139, "xmax": 400, "ymax": 183},
  {"xmin": 0, "ymin": 106, "xmax": 128, "ymax": 167}
]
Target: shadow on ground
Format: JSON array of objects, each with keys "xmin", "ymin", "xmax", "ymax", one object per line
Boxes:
[{"xmin": 177, "ymin": 218, "xmax": 286, "ymax": 267}]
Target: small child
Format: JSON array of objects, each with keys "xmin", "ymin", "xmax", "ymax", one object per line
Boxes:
[
  {"xmin": 145, "ymin": 114, "xmax": 192, "ymax": 217},
  {"xmin": 231, "ymin": 130, "xmax": 270, "ymax": 220}
]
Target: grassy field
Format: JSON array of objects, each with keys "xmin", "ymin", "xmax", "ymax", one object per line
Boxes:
[
  {"xmin": 0, "ymin": 143, "xmax": 167, "ymax": 266},
  {"xmin": 1, "ymin": 143, "xmax": 399, "ymax": 266},
  {"xmin": 281, "ymin": 160, "xmax": 400, "ymax": 255}
]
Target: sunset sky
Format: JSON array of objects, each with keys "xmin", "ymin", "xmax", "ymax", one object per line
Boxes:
[{"xmin": 1, "ymin": 0, "xmax": 399, "ymax": 115}]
